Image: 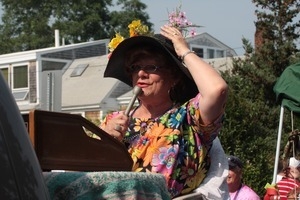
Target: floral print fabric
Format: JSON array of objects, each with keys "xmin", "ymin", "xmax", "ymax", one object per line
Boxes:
[{"xmin": 103, "ymin": 93, "xmax": 223, "ymax": 198}]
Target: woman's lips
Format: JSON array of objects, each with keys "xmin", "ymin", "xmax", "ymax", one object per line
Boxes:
[{"xmin": 136, "ymin": 82, "xmax": 148, "ymax": 88}]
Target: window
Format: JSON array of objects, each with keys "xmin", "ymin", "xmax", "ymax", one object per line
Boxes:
[
  {"xmin": 70, "ymin": 64, "xmax": 89, "ymax": 77},
  {"xmin": 0, "ymin": 68, "xmax": 9, "ymax": 84},
  {"xmin": 3, "ymin": 64, "xmax": 30, "ymax": 101},
  {"xmin": 13, "ymin": 65, "xmax": 28, "ymax": 89},
  {"xmin": 12, "ymin": 91, "xmax": 28, "ymax": 100},
  {"xmin": 192, "ymin": 47, "xmax": 204, "ymax": 58},
  {"xmin": 42, "ymin": 60, "xmax": 68, "ymax": 71},
  {"xmin": 216, "ymin": 50, "xmax": 224, "ymax": 58},
  {"xmin": 207, "ymin": 49, "xmax": 215, "ymax": 59}
]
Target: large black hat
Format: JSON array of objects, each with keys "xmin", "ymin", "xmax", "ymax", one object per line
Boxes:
[{"xmin": 104, "ymin": 34, "xmax": 198, "ymax": 102}]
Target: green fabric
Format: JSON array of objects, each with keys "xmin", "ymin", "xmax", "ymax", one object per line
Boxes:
[
  {"xmin": 44, "ymin": 171, "xmax": 171, "ymax": 200},
  {"xmin": 273, "ymin": 62, "xmax": 300, "ymax": 113}
]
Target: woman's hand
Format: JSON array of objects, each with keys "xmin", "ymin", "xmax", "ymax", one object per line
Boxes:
[
  {"xmin": 160, "ymin": 25, "xmax": 228, "ymax": 125},
  {"xmin": 101, "ymin": 111, "xmax": 129, "ymax": 141},
  {"xmin": 160, "ymin": 25, "xmax": 190, "ymax": 58}
]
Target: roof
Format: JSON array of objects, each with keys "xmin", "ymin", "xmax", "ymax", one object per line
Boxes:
[
  {"xmin": 0, "ymin": 39, "xmax": 109, "ymax": 65},
  {"xmin": 186, "ymin": 32, "xmax": 238, "ymax": 57},
  {"xmin": 62, "ymin": 55, "xmax": 131, "ymax": 110}
]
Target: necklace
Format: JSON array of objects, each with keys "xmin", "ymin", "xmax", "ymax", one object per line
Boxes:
[
  {"xmin": 232, "ymin": 184, "xmax": 243, "ymax": 200},
  {"xmin": 134, "ymin": 102, "xmax": 175, "ymax": 119},
  {"xmin": 122, "ymin": 118, "xmax": 154, "ymax": 143}
]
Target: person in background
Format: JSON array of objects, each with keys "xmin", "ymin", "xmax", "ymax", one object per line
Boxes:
[
  {"xmin": 101, "ymin": 23, "xmax": 228, "ymax": 198},
  {"xmin": 276, "ymin": 157, "xmax": 300, "ymax": 200},
  {"xmin": 226, "ymin": 155, "xmax": 260, "ymax": 200}
]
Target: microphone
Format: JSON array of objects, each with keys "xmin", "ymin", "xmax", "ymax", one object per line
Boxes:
[{"xmin": 124, "ymin": 86, "xmax": 142, "ymax": 116}]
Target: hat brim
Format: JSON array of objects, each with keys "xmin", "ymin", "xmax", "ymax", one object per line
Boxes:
[
  {"xmin": 104, "ymin": 35, "xmax": 198, "ymax": 101},
  {"xmin": 105, "ymin": 35, "xmax": 193, "ymax": 85}
]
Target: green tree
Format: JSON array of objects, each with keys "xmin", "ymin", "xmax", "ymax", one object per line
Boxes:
[
  {"xmin": 51, "ymin": 0, "xmax": 114, "ymax": 44},
  {"xmin": 0, "ymin": 0, "xmax": 53, "ymax": 53},
  {"xmin": 108, "ymin": 0, "xmax": 153, "ymax": 38},
  {"xmin": 220, "ymin": 0, "xmax": 300, "ymax": 197},
  {"xmin": 0, "ymin": 0, "xmax": 152, "ymax": 54}
]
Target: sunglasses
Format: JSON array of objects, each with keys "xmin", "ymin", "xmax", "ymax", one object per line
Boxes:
[{"xmin": 126, "ymin": 64, "xmax": 161, "ymax": 74}]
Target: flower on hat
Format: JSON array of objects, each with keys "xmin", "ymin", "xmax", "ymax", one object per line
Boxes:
[
  {"xmin": 108, "ymin": 33, "xmax": 124, "ymax": 53},
  {"xmin": 107, "ymin": 20, "xmax": 150, "ymax": 56},
  {"xmin": 128, "ymin": 20, "xmax": 149, "ymax": 37},
  {"xmin": 107, "ymin": 4, "xmax": 200, "ymax": 57},
  {"xmin": 166, "ymin": 4, "xmax": 201, "ymax": 37}
]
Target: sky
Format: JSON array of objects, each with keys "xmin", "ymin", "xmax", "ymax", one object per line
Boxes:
[
  {"xmin": 0, "ymin": 1, "xmax": 256, "ymax": 55},
  {"xmin": 141, "ymin": 0, "xmax": 257, "ymax": 55},
  {"xmin": 0, "ymin": 1, "xmax": 298, "ymax": 56}
]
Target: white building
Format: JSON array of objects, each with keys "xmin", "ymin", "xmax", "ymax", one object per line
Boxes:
[{"xmin": 0, "ymin": 32, "xmax": 238, "ymax": 122}]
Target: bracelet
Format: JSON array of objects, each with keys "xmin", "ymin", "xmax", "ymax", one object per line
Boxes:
[{"xmin": 180, "ymin": 50, "xmax": 195, "ymax": 62}]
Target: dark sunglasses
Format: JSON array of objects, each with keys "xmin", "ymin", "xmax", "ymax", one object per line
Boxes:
[{"xmin": 126, "ymin": 64, "xmax": 161, "ymax": 73}]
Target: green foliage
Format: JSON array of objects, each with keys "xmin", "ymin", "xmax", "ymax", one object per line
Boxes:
[
  {"xmin": 108, "ymin": 0, "xmax": 153, "ymax": 38},
  {"xmin": 51, "ymin": 0, "xmax": 114, "ymax": 43},
  {"xmin": 0, "ymin": 0, "xmax": 152, "ymax": 53},
  {"xmin": 0, "ymin": 0, "xmax": 53, "ymax": 52},
  {"xmin": 221, "ymin": 0, "xmax": 300, "ymax": 197}
]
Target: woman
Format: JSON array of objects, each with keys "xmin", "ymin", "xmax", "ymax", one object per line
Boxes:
[{"xmin": 101, "ymin": 25, "xmax": 228, "ymax": 198}]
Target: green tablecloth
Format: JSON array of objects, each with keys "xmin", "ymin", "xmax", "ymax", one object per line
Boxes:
[{"xmin": 43, "ymin": 171, "xmax": 171, "ymax": 200}]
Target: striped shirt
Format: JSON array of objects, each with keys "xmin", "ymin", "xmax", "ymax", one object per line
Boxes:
[{"xmin": 276, "ymin": 177, "xmax": 300, "ymax": 200}]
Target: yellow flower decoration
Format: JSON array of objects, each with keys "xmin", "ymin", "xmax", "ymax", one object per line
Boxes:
[
  {"xmin": 107, "ymin": 20, "xmax": 150, "ymax": 55},
  {"xmin": 107, "ymin": 33, "xmax": 124, "ymax": 52},
  {"xmin": 128, "ymin": 20, "xmax": 149, "ymax": 37}
]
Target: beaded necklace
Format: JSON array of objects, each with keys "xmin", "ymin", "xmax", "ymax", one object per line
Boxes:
[{"xmin": 232, "ymin": 184, "xmax": 243, "ymax": 200}]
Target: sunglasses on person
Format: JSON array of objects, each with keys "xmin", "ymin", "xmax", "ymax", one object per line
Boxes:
[{"xmin": 126, "ymin": 64, "xmax": 161, "ymax": 74}]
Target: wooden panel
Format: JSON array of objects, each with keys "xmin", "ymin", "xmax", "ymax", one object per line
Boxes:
[{"xmin": 29, "ymin": 109, "xmax": 133, "ymax": 172}]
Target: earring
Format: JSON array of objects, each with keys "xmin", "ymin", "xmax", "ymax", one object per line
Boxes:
[{"xmin": 168, "ymin": 86, "xmax": 176, "ymax": 102}]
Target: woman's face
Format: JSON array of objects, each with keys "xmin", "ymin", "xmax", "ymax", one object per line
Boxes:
[
  {"xmin": 227, "ymin": 167, "xmax": 242, "ymax": 187},
  {"xmin": 128, "ymin": 57, "xmax": 175, "ymax": 102}
]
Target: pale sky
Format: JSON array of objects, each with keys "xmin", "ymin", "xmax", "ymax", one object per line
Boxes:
[
  {"xmin": 0, "ymin": 1, "xmax": 256, "ymax": 55},
  {"xmin": 1, "ymin": 1, "xmax": 297, "ymax": 56},
  {"xmin": 141, "ymin": 0, "xmax": 257, "ymax": 55}
]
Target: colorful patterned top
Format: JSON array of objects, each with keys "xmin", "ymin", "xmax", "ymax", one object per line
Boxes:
[{"xmin": 102, "ymin": 94, "xmax": 224, "ymax": 198}]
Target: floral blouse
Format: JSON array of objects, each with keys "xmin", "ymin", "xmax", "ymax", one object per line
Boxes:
[{"xmin": 102, "ymin": 93, "xmax": 223, "ymax": 198}]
